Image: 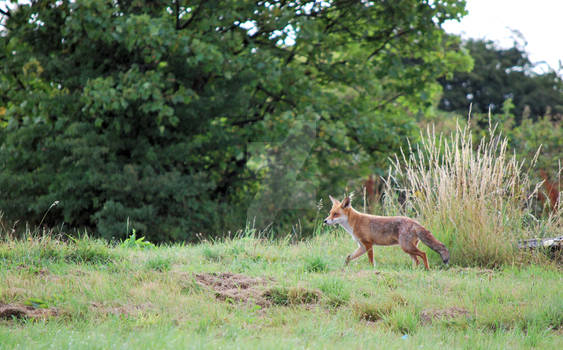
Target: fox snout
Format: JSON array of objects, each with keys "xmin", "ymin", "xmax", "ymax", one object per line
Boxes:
[{"xmin": 323, "ymin": 218, "xmax": 334, "ymax": 225}]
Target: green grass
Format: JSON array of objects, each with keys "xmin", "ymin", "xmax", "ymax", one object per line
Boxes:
[{"xmin": 0, "ymin": 232, "xmax": 561, "ymax": 349}]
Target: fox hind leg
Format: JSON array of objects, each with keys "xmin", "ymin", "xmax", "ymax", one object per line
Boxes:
[
  {"xmin": 366, "ymin": 244, "xmax": 375, "ymax": 266},
  {"xmin": 409, "ymin": 253, "xmax": 420, "ymax": 267},
  {"xmin": 417, "ymin": 250, "xmax": 429, "ymax": 270},
  {"xmin": 399, "ymin": 234, "xmax": 430, "ymax": 270},
  {"xmin": 404, "ymin": 248, "xmax": 428, "ymax": 269}
]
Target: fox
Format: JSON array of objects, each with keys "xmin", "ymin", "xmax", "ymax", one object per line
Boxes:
[{"xmin": 324, "ymin": 195, "xmax": 449, "ymax": 269}]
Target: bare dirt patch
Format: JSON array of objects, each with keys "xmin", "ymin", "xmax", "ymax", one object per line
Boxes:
[
  {"xmin": 0, "ymin": 303, "xmax": 58, "ymax": 320},
  {"xmin": 194, "ymin": 272, "xmax": 323, "ymax": 308},
  {"xmin": 420, "ymin": 306, "xmax": 470, "ymax": 324},
  {"xmin": 194, "ymin": 272, "xmax": 273, "ymax": 307}
]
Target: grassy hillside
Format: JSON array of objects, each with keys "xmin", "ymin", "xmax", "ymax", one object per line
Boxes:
[{"xmin": 1, "ymin": 232, "xmax": 561, "ymax": 349}]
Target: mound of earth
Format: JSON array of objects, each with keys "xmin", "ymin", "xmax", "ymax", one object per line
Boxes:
[
  {"xmin": 194, "ymin": 272, "xmax": 323, "ymax": 308},
  {"xmin": 420, "ymin": 306, "xmax": 469, "ymax": 324},
  {"xmin": 194, "ymin": 272, "xmax": 273, "ymax": 307},
  {"xmin": 0, "ymin": 303, "xmax": 58, "ymax": 320}
]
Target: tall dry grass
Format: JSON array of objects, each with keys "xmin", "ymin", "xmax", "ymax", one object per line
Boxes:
[{"xmin": 383, "ymin": 120, "xmax": 560, "ymax": 267}]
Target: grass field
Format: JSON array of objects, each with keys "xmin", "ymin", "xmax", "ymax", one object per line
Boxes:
[{"xmin": 0, "ymin": 231, "xmax": 561, "ymax": 350}]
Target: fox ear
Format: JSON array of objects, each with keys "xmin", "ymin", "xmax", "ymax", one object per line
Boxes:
[
  {"xmin": 341, "ymin": 197, "xmax": 351, "ymax": 208},
  {"xmin": 329, "ymin": 195, "xmax": 338, "ymax": 205}
]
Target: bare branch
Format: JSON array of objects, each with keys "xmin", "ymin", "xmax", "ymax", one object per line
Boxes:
[{"xmin": 0, "ymin": 7, "xmax": 10, "ymax": 17}]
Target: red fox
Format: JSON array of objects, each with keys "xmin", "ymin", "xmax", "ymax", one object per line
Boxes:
[{"xmin": 324, "ymin": 195, "xmax": 449, "ymax": 269}]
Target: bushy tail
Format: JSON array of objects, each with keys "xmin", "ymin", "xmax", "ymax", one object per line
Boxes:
[{"xmin": 417, "ymin": 229, "xmax": 450, "ymax": 265}]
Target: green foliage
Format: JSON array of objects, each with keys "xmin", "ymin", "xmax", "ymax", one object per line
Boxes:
[
  {"xmin": 506, "ymin": 114, "xmax": 562, "ymax": 176},
  {"xmin": 120, "ymin": 230, "xmax": 156, "ymax": 249},
  {"xmin": 24, "ymin": 298, "xmax": 49, "ymax": 309},
  {"xmin": 438, "ymin": 38, "xmax": 563, "ymax": 121},
  {"xmin": 0, "ymin": 0, "xmax": 471, "ymax": 241}
]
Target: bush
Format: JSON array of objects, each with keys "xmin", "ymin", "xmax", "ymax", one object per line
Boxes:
[{"xmin": 384, "ymin": 121, "xmax": 559, "ymax": 267}]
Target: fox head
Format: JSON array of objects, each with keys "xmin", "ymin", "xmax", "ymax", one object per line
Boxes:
[{"xmin": 323, "ymin": 195, "xmax": 351, "ymax": 225}]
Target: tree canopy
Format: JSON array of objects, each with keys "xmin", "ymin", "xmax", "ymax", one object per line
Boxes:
[
  {"xmin": 0, "ymin": 0, "xmax": 471, "ymax": 241},
  {"xmin": 438, "ymin": 38, "xmax": 563, "ymax": 121}
]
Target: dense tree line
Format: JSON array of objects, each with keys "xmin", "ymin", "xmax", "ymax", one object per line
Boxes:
[
  {"xmin": 0, "ymin": 0, "xmax": 471, "ymax": 241},
  {"xmin": 438, "ymin": 38, "xmax": 563, "ymax": 122}
]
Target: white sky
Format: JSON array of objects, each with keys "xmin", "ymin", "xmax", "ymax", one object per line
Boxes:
[{"xmin": 443, "ymin": 0, "xmax": 563, "ymax": 74}]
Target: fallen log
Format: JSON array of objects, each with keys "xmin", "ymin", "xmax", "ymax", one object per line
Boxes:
[{"xmin": 518, "ymin": 236, "xmax": 563, "ymax": 250}]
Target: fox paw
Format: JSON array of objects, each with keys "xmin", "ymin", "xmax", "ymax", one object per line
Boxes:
[{"xmin": 344, "ymin": 255, "xmax": 351, "ymax": 265}]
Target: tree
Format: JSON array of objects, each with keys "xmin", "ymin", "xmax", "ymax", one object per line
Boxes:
[
  {"xmin": 438, "ymin": 38, "xmax": 563, "ymax": 122},
  {"xmin": 0, "ymin": 0, "xmax": 471, "ymax": 241}
]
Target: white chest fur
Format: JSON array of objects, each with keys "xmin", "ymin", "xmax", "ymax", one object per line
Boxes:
[{"xmin": 339, "ymin": 221, "xmax": 361, "ymax": 246}]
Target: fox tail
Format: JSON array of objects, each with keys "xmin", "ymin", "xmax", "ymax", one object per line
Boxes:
[{"xmin": 417, "ymin": 229, "xmax": 450, "ymax": 265}]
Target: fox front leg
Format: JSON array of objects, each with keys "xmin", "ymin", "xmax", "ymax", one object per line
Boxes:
[{"xmin": 345, "ymin": 245, "xmax": 367, "ymax": 265}]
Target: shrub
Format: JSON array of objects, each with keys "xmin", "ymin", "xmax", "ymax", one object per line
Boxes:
[{"xmin": 384, "ymin": 121, "xmax": 557, "ymax": 267}]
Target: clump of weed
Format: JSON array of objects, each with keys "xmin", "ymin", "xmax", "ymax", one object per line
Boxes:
[
  {"xmin": 263, "ymin": 287, "xmax": 290, "ymax": 306},
  {"xmin": 263, "ymin": 286, "xmax": 321, "ymax": 306},
  {"xmin": 177, "ymin": 275, "xmax": 202, "ymax": 295},
  {"xmin": 314, "ymin": 276, "xmax": 350, "ymax": 307},
  {"xmin": 352, "ymin": 292, "xmax": 409, "ymax": 322},
  {"xmin": 389, "ymin": 292, "xmax": 408, "ymax": 306},
  {"xmin": 384, "ymin": 120, "xmax": 556, "ymax": 267},
  {"xmin": 202, "ymin": 246, "xmax": 223, "ymax": 262},
  {"xmin": 120, "ymin": 230, "xmax": 155, "ymax": 249},
  {"xmin": 386, "ymin": 307, "xmax": 419, "ymax": 334},
  {"xmin": 288, "ymin": 287, "xmax": 321, "ymax": 304},
  {"xmin": 145, "ymin": 256, "xmax": 171, "ymax": 272},
  {"xmin": 304, "ymin": 255, "xmax": 329, "ymax": 273},
  {"xmin": 352, "ymin": 299, "xmax": 394, "ymax": 322},
  {"xmin": 66, "ymin": 236, "xmax": 116, "ymax": 265}
]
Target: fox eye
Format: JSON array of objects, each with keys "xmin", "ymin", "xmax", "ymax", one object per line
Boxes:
[{"xmin": 333, "ymin": 213, "xmax": 339, "ymax": 217}]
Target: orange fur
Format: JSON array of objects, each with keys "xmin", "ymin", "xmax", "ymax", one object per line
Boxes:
[{"xmin": 324, "ymin": 196, "xmax": 449, "ymax": 269}]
